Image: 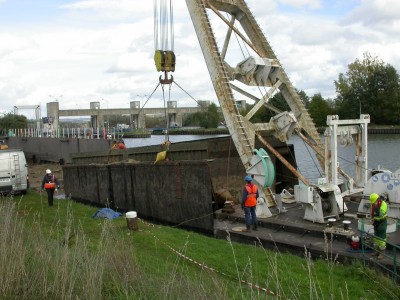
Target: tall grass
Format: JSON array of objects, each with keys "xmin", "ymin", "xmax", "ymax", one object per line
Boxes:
[{"xmin": 1, "ymin": 192, "xmax": 399, "ymax": 299}]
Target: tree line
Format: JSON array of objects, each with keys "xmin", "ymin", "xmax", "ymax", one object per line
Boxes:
[{"xmin": 245, "ymin": 52, "xmax": 400, "ymax": 127}]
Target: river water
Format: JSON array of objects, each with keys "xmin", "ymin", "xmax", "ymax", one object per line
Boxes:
[{"xmin": 124, "ymin": 134, "xmax": 400, "ymax": 182}]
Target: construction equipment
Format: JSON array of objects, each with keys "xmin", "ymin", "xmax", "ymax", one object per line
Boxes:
[
  {"xmin": 153, "ymin": 0, "xmax": 176, "ymax": 160},
  {"xmin": 154, "ymin": 0, "xmax": 175, "ymax": 84},
  {"xmin": 184, "ymin": 0, "xmax": 333, "ymax": 219},
  {"xmin": 295, "ymin": 180, "xmax": 347, "ymax": 223},
  {"xmin": 355, "ymin": 167, "xmax": 400, "ymax": 233}
]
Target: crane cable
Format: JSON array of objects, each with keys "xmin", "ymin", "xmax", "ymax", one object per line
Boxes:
[
  {"xmin": 154, "ymin": 82, "xmax": 173, "ymax": 164},
  {"xmin": 154, "ymin": 0, "xmax": 174, "ymax": 52},
  {"xmin": 154, "ymin": 0, "xmax": 175, "ymax": 163},
  {"xmin": 162, "ymin": 83, "xmax": 171, "ymax": 144},
  {"xmin": 154, "ymin": 0, "xmax": 175, "ymax": 79}
]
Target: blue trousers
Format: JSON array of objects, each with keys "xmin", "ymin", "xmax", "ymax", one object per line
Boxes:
[{"xmin": 244, "ymin": 206, "xmax": 257, "ymax": 226}]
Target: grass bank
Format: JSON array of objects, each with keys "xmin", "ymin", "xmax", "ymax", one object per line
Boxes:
[{"xmin": 1, "ymin": 191, "xmax": 399, "ymax": 299}]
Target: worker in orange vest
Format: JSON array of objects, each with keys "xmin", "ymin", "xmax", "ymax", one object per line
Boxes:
[
  {"xmin": 41, "ymin": 169, "xmax": 60, "ymax": 207},
  {"xmin": 117, "ymin": 139, "xmax": 126, "ymax": 149},
  {"xmin": 241, "ymin": 175, "xmax": 259, "ymax": 232}
]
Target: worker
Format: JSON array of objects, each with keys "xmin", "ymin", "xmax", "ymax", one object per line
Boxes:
[
  {"xmin": 117, "ymin": 140, "xmax": 126, "ymax": 149},
  {"xmin": 370, "ymin": 193, "xmax": 388, "ymax": 259},
  {"xmin": 41, "ymin": 169, "xmax": 60, "ymax": 207},
  {"xmin": 111, "ymin": 140, "xmax": 118, "ymax": 149},
  {"xmin": 241, "ymin": 175, "xmax": 259, "ymax": 232}
]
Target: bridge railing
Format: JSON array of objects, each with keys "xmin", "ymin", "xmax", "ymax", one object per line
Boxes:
[{"xmin": 2, "ymin": 127, "xmax": 127, "ymax": 140}]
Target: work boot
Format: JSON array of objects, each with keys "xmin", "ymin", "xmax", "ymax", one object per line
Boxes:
[
  {"xmin": 253, "ymin": 224, "xmax": 258, "ymax": 231},
  {"xmin": 377, "ymin": 254, "xmax": 385, "ymax": 260},
  {"xmin": 371, "ymin": 251, "xmax": 379, "ymax": 257},
  {"xmin": 246, "ymin": 225, "xmax": 251, "ymax": 232}
]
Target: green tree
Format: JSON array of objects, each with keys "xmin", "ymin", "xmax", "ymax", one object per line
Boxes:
[
  {"xmin": 199, "ymin": 103, "xmax": 221, "ymax": 129},
  {"xmin": 298, "ymin": 90, "xmax": 310, "ymax": 108},
  {"xmin": 183, "ymin": 103, "xmax": 221, "ymax": 128},
  {"xmin": 308, "ymin": 93, "xmax": 332, "ymax": 127},
  {"xmin": 334, "ymin": 52, "xmax": 400, "ymax": 124},
  {"xmin": 0, "ymin": 113, "xmax": 28, "ymax": 130}
]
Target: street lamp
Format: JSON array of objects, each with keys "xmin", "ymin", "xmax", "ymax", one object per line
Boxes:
[
  {"xmin": 49, "ymin": 94, "xmax": 63, "ymax": 102},
  {"xmin": 136, "ymin": 94, "xmax": 147, "ymax": 108}
]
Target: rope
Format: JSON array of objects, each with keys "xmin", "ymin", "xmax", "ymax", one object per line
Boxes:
[
  {"xmin": 230, "ymin": 12, "xmax": 246, "ymax": 60},
  {"xmin": 301, "ymin": 138, "xmax": 322, "ymax": 177},
  {"xmin": 161, "ymin": 84, "xmax": 170, "ymax": 143},
  {"xmin": 138, "ymin": 82, "xmax": 161, "ymax": 114},
  {"xmin": 172, "ymin": 80, "xmax": 202, "ymax": 106},
  {"xmin": 140, "ymin": 219, "xmax": 280, "ymax": 297},
  {"xmin": 224, "ymin": 136, "xmax": 233, "ymax": 203}
]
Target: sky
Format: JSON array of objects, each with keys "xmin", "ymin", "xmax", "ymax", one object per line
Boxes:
[{"xmin": 1, "ymin": 0, "xmax": 400, "ymax": 119}]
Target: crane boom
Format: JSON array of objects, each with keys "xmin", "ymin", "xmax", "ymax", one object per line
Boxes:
[{"xmin": 185, "ymin": 0, "xmax": 323, "ymax": 172}]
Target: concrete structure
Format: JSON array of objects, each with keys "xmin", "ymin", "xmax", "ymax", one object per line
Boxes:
[
  {"xmin": 46, "ymin": 100, "xmax": 225, "ymax": 130},
  {"xmin": 14, "ymin": 105, "xmax": 41, "ymax": 131},
  {"xmin": 7, "ymin": 136, "xmax": 112, "ymax": 163}
]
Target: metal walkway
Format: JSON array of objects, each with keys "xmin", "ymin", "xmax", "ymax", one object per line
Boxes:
[{"xmin": 214, "ymin": 200, "xmax": 400, "ymax": 280}]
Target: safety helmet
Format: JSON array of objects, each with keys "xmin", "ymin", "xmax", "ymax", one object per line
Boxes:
[
  {"xmin": 369, "ymin": 193, "xmax": 379, "ymax": 204},
  {"xmin": 245, "ymin": 175, "xmax": 252, "ymax": 182},
  {"xmin": 46, "ymin": 169, "xmax": 51, "ymax": 174}
]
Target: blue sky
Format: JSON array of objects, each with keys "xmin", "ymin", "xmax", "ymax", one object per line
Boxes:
[{"xmin": 0, "ymin": 0, "xmax": 399, "ymax": 119}]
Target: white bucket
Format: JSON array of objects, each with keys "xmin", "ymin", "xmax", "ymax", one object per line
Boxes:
[
  {"xmin": 126, "ymin": 211, "xmax": 138, "ymax": 230},
  {"xmin": 327, "ymin": 218, "xmax": 336, "ymax": 227},
  {"xmin": 126, "ymin": 211, "xmax": 137, "ymax": 219},
  {"xmin": 342, "ymin": 220, "xmax": 351, "ymax": 231}
]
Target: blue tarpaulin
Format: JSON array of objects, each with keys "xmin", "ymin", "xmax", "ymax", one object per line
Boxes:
[{"xmin": 92, "ymin": 208, "xmax": 122, "ymax": 219}]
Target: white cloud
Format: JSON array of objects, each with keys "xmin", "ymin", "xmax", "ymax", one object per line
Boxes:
[
  {"xmin": 0, "ymin": 0, "xmax": 399, "ymax": 117},
  {"xmin": 344, "ymin": 0, "xmax": 400, "ymax": 27},
  {"xmin": 279, "ymin": 0, "xmax": 321, "ymax": 9}
]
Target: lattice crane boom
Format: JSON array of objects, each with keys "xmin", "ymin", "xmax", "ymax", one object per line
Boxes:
[{"xmin": 185, "ymin": 0, "xmax": 323, "ymax": 176}]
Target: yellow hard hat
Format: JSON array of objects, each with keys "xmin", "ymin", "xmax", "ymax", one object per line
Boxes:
[{"xmin": 369, "ymin": 193, "xmax": 379, "ymax": 204}]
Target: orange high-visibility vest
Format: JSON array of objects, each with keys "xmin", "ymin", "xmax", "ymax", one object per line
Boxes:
[
  {"xmin": 244, "ymin": 184, "xmax": 258, "ymax": 207},
  {"xmin": 44, "ymin": 175, "xmax": 56, "ymax": 189}
]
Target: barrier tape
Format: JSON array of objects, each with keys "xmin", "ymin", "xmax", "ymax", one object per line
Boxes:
[{"xmin": 139, "ymin": 219, "xmax": 279, "ymax": 297}]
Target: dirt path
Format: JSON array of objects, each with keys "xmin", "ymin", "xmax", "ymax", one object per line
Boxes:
[{"xmin": 28, "ymin": 163, "xmax": 63, "ymax": 191}]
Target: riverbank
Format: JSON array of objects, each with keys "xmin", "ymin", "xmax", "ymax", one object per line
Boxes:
[{"xmin": 6, "ymin": 194, "xmax": 399, "ymax": 298}]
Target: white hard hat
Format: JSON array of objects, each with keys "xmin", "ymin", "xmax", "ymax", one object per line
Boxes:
[{"xmin": 46, "ymin": 169, "xmax": 51, "ymax": 174}]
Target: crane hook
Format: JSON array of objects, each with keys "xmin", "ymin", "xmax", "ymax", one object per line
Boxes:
[{"xmin": 159, "ymin": 73, "xmax": 174, "ymax": 85}]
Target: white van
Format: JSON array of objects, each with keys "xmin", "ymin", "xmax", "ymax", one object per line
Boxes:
[{"xmin": 0, "ymin": 147, "xmax": 29, "ymax": 194}]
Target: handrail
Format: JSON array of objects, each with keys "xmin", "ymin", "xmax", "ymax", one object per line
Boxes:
[{"xmin": 360, "ymin": 218, "xmax": 400, "ymax": 282}]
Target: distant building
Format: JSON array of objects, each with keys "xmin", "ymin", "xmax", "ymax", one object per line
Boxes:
[
  {"xmin": 197, "ymin": 100, "xmax": 211, "ymax": 108},
  {"xmin": 235, "ymin": 100, "xmax": 247, "ymax": 110}
]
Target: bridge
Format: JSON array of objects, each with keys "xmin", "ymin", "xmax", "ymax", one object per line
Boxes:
[{"xmin": 46, "ymin": 100, "xmax": 230, "ymax": 130}]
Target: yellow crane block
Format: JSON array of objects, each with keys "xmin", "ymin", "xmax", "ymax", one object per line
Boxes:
[
  {"xmin": 164, "ymin": 50, "xmax": 176, "ymax": 72},
  {"xmin": 154, "ymin": 50, "xmax": 175, "ymax": 72},
  {"xmin": 154, "ymin": 50, "xmax": 165, "ymax": 72}
]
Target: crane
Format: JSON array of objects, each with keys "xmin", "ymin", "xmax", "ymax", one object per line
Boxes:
[{"xmin": 183, "ymin": 0, "xmax": 327, "ymax": 215}]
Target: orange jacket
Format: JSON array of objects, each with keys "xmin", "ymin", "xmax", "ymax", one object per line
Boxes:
[{"xmin": 243, "ymin": 184, "xmax": 258, "ymax": 207}]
